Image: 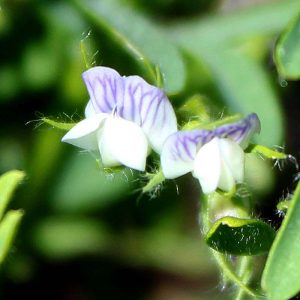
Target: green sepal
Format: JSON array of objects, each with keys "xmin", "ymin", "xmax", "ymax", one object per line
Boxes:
[
  {"xmin": 246, "ymin": 143, "xmax": 287, "ymax": 160},
  {"xmin": 142, "ymin": 169, "xmax": 165, "ymax": 194},
  {"xmin": 182, "ymin": 113, "xmax": 242, "ymax": 131},
  {"xmin": 205, "ymin": 216, "xmax": 276, "ymax": 256},
  {"xmin": 276, "ymin": 200, "xmax": 291, "ymax": 214},
  {"xmin": 41, "ymin": 117, "xmax": 76, "ymax": 131}
]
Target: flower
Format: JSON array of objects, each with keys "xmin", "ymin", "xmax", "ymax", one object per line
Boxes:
[
  {"xmin": 160, "ymin": 113, "xmax": 261, "ymax": 193},
  {"xmin": 62, "ymin": 67, "xmax": 177, "ymax": 171}
]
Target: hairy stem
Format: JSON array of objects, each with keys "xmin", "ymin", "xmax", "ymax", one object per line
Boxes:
[{"xmin": 200, "ymin": 195, "xmax": 261, "ymax": 298}]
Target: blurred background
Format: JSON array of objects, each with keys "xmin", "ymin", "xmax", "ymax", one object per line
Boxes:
[{"xmin": 0, "ymin": 0, "xmax": 300, "ymax": 299}]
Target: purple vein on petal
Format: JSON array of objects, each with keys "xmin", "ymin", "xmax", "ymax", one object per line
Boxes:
[
  {"xmin": 163, "ymin": 130, "xmax": 213, "ymax": 162},
  {"xmin": 150, "ymin": 92, "xmax": 165, "ymax": 129},
  {"xmin": 84, "ymin": 78, "xmax": 106, "ymax": 112},
  {"xmin": 97, "ymin": 77, "xmax": 112, "ymax": 111},
  {"xmin": 213, "ymin": 113, "xmax": 260, "ymax": 146},
  {"xmin": 82, "ymin": 67, "xmax": 123, "ymax": 115}
]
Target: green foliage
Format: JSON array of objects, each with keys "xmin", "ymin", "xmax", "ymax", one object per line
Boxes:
[
  {"xmin": 165, "ymin": 0, "xmax": 300, "ymax": 146},
  {"xmin": 0, "ymin": 171, "xmax": 25, "ymax": 264},
  {"xmin": 71, "ymin": 0, "xmax": 186, "ymax": 94},
  {"xmin": 0, "ymin": 210, "xmax": 24, "ymax": 264},
  {"xmin": 205, "ymin": 216, "xmax": 276, "ymax": 256},
  {"xmin": 33, "ymin": 216, "xmax": 110, "ymax": 259},
  {"xmin": 2, "ymin": 0, "xmax": 300, "ymax": 298},
  {"xmin": 0, "ymin": 170, "xmax": 25, "ymax": 219},
  {"xmin": 275, "ymin": 12, "xmax": 300, "ymax": 79},
  {"xmin": 262, "ymin": 181, "xmax": 300, "ymax": 300},
  {"xmin": 50, "ymin": 154, "xmax": 135, "ymax": 213}
]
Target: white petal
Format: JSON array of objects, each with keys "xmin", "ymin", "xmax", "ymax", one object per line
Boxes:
[
  {"xmin": 219, "ymin": 138, "xmax": 245, "ymax": 183},
  {"xmin": 146, "ymin": 99, "xmax": 177, "ymax": 153},
  {"xmin": 84, "ymin": 100, "xmax": 97, "ymax": 118},
  {"xmin": 61, "ymin": 114, "xmax": 107, "ymax": 150},
  {"xmin": 193, "ymin": 137, "xmax": 222, "ymax": 193},
  {"xmin": 217, "ymin": 159, "xmax": 235, "ymax": 192},
  {"xmin": 122, "ymin": 76, "xmax": 177, "ymax": 153},
  {"xmin": 98, "ymin": 116, "xmax": 148, "ymax": 171},
  {"xmin": 193, "ymin": 137, "xmax": 244, "ymax": 193},
  {"xmin": 160, "ymin": 130, "xmax": 212, "ymax": 179}
]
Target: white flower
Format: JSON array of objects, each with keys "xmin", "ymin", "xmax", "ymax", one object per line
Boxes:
[
  {"xmin": 160, "ymin": 114, "xmax": 260, "ymax": 193},
  {"xmin": 62, "ymin": 66, "xmax": 177, "ymax": 171}
]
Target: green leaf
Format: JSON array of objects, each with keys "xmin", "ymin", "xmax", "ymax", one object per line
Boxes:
[
  {"xmin": 0, "ymin": 170, "xmax": 25, "ymax": 220},
  {"xmin": 50, "ymin": 154, "xmax": 135, "ymax": 213},
  {"xmin": 164, "ymin": 1, "xmax": 300, "ymax": 146},
  {"xmin": 196, "ymin": 51, "xmax": 284, "ymax": 146},
  {"xmin": 275, "ymin": 12, "xmax": 300, "ymax": 79},
  {"xmin": 205, "ymin": 216, "xmax": 276, "ymax": 256},
  {"xmin": 247, "ymin": 144, "xmax": 288, "ymax": 160},
  {"xmin": 33, "ymin": 216, "xmax": 110, "ymax": 259},
  {"xmin": 262, "ymin": 181, "xmax": 300, "ymax": 300},
  {"xmin": 0, "ymin": 210, "xmax": 24, "ymax": 264},
  {"xmin": 167, "ymin": 0, "xmax": 300, "ymax": 48},
  {"xmin": 71, "ymin": 0, "xmax": 186, "ymax": 94},
  {"xmin": 41, "ymin": 117, "xmax": 76, "ymax": 131}
]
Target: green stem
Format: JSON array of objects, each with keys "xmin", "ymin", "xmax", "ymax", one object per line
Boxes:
[
  {"xmin": 80, "ymin": 39, "xmax": 92, "ymax": 69},
  {"xmin": 200, "ymin": 195, "xmax": 260, "ymax": 298},
  {"xmin": 212, "ymin": 252, "xmax": 257, "ymax": 297},
  {"xmin": 73, "ymin": 0, "xmax": 157, "ymax": 85},
  {"xmin": 235, "ymin": 256, "xmax": 254, "ymax": 300}
]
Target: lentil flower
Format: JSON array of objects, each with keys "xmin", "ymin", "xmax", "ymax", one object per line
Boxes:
[
  {"xmin": 161, "ymin": 113, "xmax": 260, "ymax": 193},
  {"xmin": 62, "ymin": 67, "xmax": 177, "ymax": 171}
]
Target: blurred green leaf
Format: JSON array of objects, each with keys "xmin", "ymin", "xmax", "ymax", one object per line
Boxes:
[
  {"xmin": 275, "ymin": 12, "xmax": 300, "ymax": 79},
  {"xmin": 167, "ymin": 0, "xmax": 300, "ymax": 47},
  {"xmin": 34, "ymin": 216, "xmax": 216, "ymax": 277},
  {"xmin": 71, "ymin": 0, "xmax": 186, "ymax": 94},
  {"xmin": 0, "ymin": 170, "xmax": 25, "ymax": 219},
  {"xmin": 0, "ymin": 210, "xmax": 24, "ymax": 264},
  {"xmin": 33, "ymin": 216, "xmax": 110, "ymax": 259},
  {"xmin": 262, "ymin": 181, "xmax": 300, "ymax": 300},
  {"xmin": 205, "ymin": 216, "xmax": 275, "ymax": 256},
  {"xmin": 21, "ymin": 38, "xmax": 61, "ymax": 90},
  {"xmin": 189, "ymin": 50, "xmax": 284, "ymax": 146},
  {"xmin": 165, "ymin": 1, "xmax": 300, "ymax": 145},
  {"xmin": 51, "ymin": 153, "xmax": 135, "ymax": 213},
  {"xmin": 0, "ymin": 66, "xmax": 19, "ymax": 101}
]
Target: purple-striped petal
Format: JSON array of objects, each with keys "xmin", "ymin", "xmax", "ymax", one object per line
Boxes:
[
  {"xmin": 213, "ymin": 113, "xmax": 261, "ymax": 149},
  {"xmin": 161, "ymin": 113, "xmax": 260, "ymax": 180},
  {"xmin": 122, "ymin": 76, "xmax": 177, "ymax": 153},
  {"xmin": 82, "ymin": 68, "xmax": 177, "ymax": 154},
  {"xmin": 82, "ymin": 67, "xmax": 124, "ymax": 114},
  {"xmin": 161, "ymin": 130, "xmax": 214, "ymax": 179}
]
